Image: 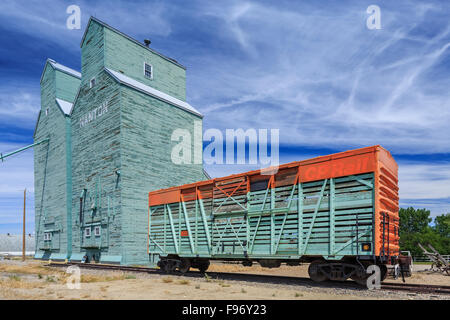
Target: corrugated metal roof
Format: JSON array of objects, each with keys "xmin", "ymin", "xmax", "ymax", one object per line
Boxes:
[
  {"xmin": 48, "ymin": 59, "xmax": 81, "ymax": 78},
  {"xmin": 105, "ymin": 68, "xmax": 203, "ymax": 118},
  {"xmin": 55, "ymin": 98, "xmax": 73, "ymax": 116},
  {"xmin": 39, "ymin": 59, "xmax": 81, "ymax": 84}
]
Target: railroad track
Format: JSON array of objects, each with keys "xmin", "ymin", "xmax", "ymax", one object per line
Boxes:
[
  {"xmin": 381, "ymin": 282, "xmax": 450, "ymax": 295},
  {"xmin": 46, "ymin": 262, "xmax": 450, "ymax": 296}
]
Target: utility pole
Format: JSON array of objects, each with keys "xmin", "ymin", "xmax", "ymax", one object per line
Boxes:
[{"xmin": 22, "ymin": 189, "xmax": 26, "ymax": 261}]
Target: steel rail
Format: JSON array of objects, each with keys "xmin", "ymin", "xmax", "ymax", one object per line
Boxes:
[{"xmin": 45, "ymin": 262, "xmax": 450, "ymax": 295}]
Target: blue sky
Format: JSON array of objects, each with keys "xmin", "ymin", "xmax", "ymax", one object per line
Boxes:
[{"xmin": 0, "ymin": 0, "xmax": 449, "ymax": 233}]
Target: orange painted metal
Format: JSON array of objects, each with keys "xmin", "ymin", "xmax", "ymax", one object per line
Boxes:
[
  {"xmin": 298, "ymin": 152, "xmax": 375, "ymax": 182},
  {"xmin": 376, "ymin": 147, "xmax": 400, "ymax": 257},
  {"xmin": 148, "ymin": 145, "xmax": 399, "ymax": 258},
  {"xmin": 180, "ymin": 230, "xmax": 189, "ymax": 237},
  {"xmin": 148, "ymin": 189, "xmax": 180, "ymax": 207}
]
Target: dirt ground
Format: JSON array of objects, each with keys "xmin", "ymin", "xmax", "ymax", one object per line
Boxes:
[
  {"xmin": 0, "ymin": 259, "xmax": 448, "ymax": 300},
  {"xmin": 207, "ymin": 263, "xmax": 450, "ymax": 286}
]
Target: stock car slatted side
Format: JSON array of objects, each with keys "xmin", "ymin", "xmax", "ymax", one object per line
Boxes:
[
  {"xmin": 149, "ymin": 177, "xmax": 376, "ymax": 258},
  {"xmin": 148, "ymin": 146, "xmax": 399, "ymax": 263}
]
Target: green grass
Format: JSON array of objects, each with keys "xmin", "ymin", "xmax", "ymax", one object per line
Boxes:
[{"xmin": 9, "ymin": 275, "xmax": 21, "ymax": 281}]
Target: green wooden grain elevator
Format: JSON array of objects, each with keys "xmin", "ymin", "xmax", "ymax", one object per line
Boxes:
[{"xmin": 34, "ymin": 17, "xmax": 205, "ymax": 265}]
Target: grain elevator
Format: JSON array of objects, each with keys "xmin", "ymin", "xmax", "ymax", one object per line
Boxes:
[{"xmin": 34, "ymin": 17, "xmax": 205, "ymax": 265}]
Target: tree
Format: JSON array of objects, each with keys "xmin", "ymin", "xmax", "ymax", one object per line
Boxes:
[
  {"xmin": 399, "ymin": 207, "xmax": 432, "ymax": 235},
  {"xmin": 434, "ymin": 213, "xmax": 450, "ymax": 238},
  {"xmin": 398, "ymin": 208, "xmax": 450, "ymax": 256},
  {"xmin": 432, "ymin": 213, "xmax": 450, "ymax": 255}
]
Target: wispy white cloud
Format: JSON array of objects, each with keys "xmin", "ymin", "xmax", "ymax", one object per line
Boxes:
[
  {"xmin": 398, "ymin": 162, "xmax": 450, "ymax": 200},
  {"xmin": 0, "ymin": 89, "xmax": 40, "ymax": 128},
  {"xmin": 186, "ymin": 1, "xmax": 450, "ymax": 154},
  {"xmin": 2, "ymin": 1, "xmax": 449, "ymax": 154},
  {"xmin": 1, "ymin": 0, "xmax": 450, "ymax": 230},
  {"xmin": 0, "ymin": 0, "xmax": 173, "ymax": 50},
  {"xmin": 206, "ymin": 157, "xmax": 450, "ymax": 218}
]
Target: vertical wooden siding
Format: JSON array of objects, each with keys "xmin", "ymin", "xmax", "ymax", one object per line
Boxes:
[
  {"xmin": 81, "ymin": 21, "xmax": 104, "ymax": 89},
  {"xmin": 36, "ymin": 18, "xmax": 203, "ymax": 265},
  {"xmin": 70, "ymin": 71, "xmax": 122, "ymax": 261},
  {"xmin": 104, "ymin": 28, "xmax": 186, "ymax": 101},
  {"xmin": 149, "ymin": 173, "xmax": 375, "ymax": 261},
  {"xmin": 34, "ymin": 65, "xmax": 80, "ymax": 260},
  {"xmin": 120, "ymin": 86, "xmax": 204, "ymax": 264}
]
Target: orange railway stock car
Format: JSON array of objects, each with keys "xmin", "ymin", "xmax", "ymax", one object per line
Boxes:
[{"xmin": 148, "ymin": 146, "xmax": 411, "ymax": 284}]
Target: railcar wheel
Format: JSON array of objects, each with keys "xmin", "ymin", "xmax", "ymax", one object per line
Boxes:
[
  {"xmin": 198, "ymin": 260, "xmax": 210, "ymax": 273},
  {"xmin": 178, "ymin": 258, "xmax": 191, "ymax": 274},
  {"xmin": 158, "ymin": 259, "xmax": 166, "ymax": 271},
  {"xmin": 350, "ymin": 266, "xmax": 368, "ymax": 286},
  {"xmin": 160, "ymin": 259, "xmax": 177, "ymax": 274},
  {"xmin": 351, "ymin": 274, "xmax": 368, "ymax": 286},
  {"xmin": 308, "ymin": 260, "xmax": 327, "ymax": 282}
]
